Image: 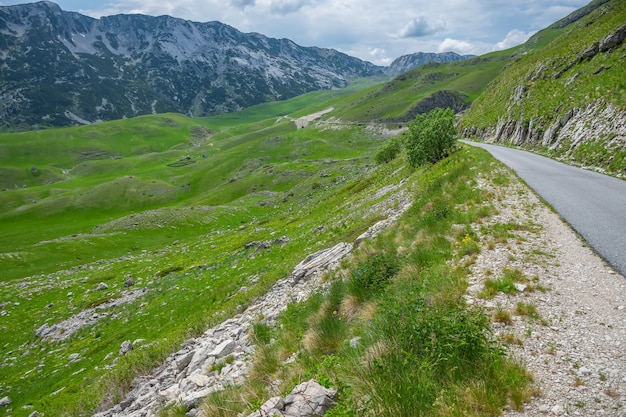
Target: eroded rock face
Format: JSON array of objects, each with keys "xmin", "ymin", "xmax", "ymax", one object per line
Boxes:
[
  {"xmin": 469, "ymin": 100, "xmax": 626, "ymax": 177},
  {"xmin": 247, "ymin": 380, "xmax": 337, "ymax": 417},
  {"xmin": 92, "ymin": 241, "xmax": 353, "ymax": 417}
]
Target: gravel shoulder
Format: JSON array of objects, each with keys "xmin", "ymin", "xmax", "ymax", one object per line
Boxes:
[{"xmin": 468, "ymin": 169, "xmax": 626, "ymax": 416}]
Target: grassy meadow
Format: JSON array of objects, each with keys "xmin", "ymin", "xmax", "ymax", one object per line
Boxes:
[
  {"xmin": 199, "ymin": 145, "xmax": 536, "ymax": 417},
  {"xmin": 0, "ymin": 85, "xmax": 423, "ymax": 415}
]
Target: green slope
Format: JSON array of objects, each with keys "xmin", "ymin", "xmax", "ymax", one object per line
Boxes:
[
  {"xmin": 326, "ymin": 49, "xmax": 514, "ymax": 123},
  {"xmin": 2, "ymin": 0, "xmax": 624, "ymax": 413},
  {"xmin": 461, "ymin": 0, "xmax": 626, "ymax": 176},
  {"xmin": 0, "ymin": 86, "xmax": 412, "ymax": 415}
]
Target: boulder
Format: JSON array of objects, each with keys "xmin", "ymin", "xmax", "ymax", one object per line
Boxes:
[
  {"xmin": 35, "ymin": 323, "xmax": 55, "ymax": 338},
  {"xmin": 283, "ymin": 380, "xmax": 336, "ymax": 417},
  {"xmin": 209, "ymin": 340, "xmax": 236, "ymax": 359},
  {"xmin": 188, "ymin": 372, "xmax": 210, "ymax": 387},
  {"xmin": 119, "ymin": 340, "xmax": 133, "ymax": 356},
  {"xmin": 176, "ymin": 351, "xmax": 195, "ymax": 372},
  {"xmin": 247, "ymin": 380, "xmax": 336, "ymax": 417},
  {"xmin": 599, "ymin": 24, "xmax": 626, "ymax": 52}
]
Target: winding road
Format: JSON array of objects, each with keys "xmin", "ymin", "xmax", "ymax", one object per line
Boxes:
[{"xmin": 462, "ymin": 141, "xmax": 626, "ymax": 277}]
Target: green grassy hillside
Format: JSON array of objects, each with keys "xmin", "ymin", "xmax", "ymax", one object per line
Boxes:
[
  {"xmin": 0, "ymin": 86, "xmax": 412, "ymax": 415},
  {"xmin": 0, "ymin": 71, "xmax": 535, "ymax": 415},
  {"xmin": 325, "ymin": 50, "xmax": 514, "ymax": 123},
  {"xmin": 461, "ymin": 0, "xmax": 626, "ymax": 176},
  {"xmin": 1, "ymin": 0, "xmax": 623, "ymax": 413}
]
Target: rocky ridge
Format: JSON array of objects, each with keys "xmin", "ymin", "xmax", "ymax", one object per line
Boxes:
[{"xmin": 385, "ymin": 51, "xmax": 475, "ymax": 77}]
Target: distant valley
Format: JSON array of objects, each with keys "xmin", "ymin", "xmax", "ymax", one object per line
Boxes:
[{"xmin": 0, "ymin": 1, "xmax": 474, "ymax": 131}]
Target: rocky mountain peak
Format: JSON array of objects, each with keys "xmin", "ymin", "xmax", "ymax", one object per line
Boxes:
[{"xmin": 386, "ymin": 51, "xmax": 476, "ymax": 76}]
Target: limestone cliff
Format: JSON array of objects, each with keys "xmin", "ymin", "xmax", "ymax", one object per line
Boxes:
[{"xmin": 461, "ymin": 0, "xmax": 626, "ymax": 177}]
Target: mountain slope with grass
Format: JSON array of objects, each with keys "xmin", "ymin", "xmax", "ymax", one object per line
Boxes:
[
  {"xmin": 318, "ymin": 49, "xmax": 515, "ymax": 124},
  {"xmin": 0, "ymin": 74, "xmax": 540, "ymax": 416},
  {"xmin": 460, "ymin": 0, "xmax": 626, "ymax": 177},
  {"xmin": 0, "ymin": 96, "xmax": 396, "ymax": 415}
]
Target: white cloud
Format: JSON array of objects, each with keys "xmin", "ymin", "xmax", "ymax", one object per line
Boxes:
[
  {"xmin": 397, "ymin": 16, "xmax": 445, "ymax": 38},
  {"xmin": 438, "ymin": 38, "xmax": 479, "ymax": 55},
  {"xmin": 493, "ymin": 29, "xmax": 537, "ymax": 51}
]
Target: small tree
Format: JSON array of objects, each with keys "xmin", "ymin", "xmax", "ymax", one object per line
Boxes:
[
  {"xmin": 405, "ymin": 107, "xmax": 457, "ymax": 167},
  {"xmin": 374, "ymin": 136, "xmax": 402, "ymax": 164}
]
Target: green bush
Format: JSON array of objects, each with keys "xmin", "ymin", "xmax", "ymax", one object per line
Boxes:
[
  {"xmin": 348, "ymin": 253, "xmax": 400, "ymax": 302},
  {"xmin": 355, "ymin": 283, "xmax": 509, "ymax": 415},
  {"xmin": 405, "ymin": 107, "xmax": 457, "ymax": 167},
  {"xmin": 374, "ymin": 137, "xmax": 402, "ymax": 164}
]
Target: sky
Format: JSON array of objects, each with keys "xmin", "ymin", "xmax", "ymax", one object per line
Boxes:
[{"xmin": 0, "ymin": 0, "xmax": 590, "ymax": 65}]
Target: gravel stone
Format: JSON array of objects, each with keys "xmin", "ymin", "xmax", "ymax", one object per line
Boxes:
[{"xmin": 470, "ymin": 171, "xmax": 626, "ymax": 417}]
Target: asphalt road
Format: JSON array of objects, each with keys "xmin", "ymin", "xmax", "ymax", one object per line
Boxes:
[{"xmin": 462, "ymin": 141, "xmax": 626, "ymax": 277}]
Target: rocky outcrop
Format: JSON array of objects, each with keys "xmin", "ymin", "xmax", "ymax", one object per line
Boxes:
[
  {"xmin": 93, "ymin": 242, "xmax": 350, "ymax": 416},
  {"xmin": 247, "ymin": 380, "xmax": 337, "ymax": 417},
  {"xmin": 552, "ymin": 23, "xmax": 626, "ymax": 80},
  {"xmin": 599, "ymin": 24, "xmax": 626, "ymax": 52},
  {"xmin": 467, "ymin": 100, "xmax": 626, "ymax": 177},
  {"xmin": 35, "ymin": 289, "xmax": 147, "ymax": 341}
]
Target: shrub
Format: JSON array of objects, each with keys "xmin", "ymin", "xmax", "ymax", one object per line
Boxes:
[
  {"xmin": 405, "ymin": 107, "xmax": 457, "ymax": 167},
  {"xmin": 374, "ymin": 137, "xmax": 402, "ymax": 164},
  {"xmin": 348, "ymin": 253, "xmax": 400, "ymax": 302},
  {"xmin": 351, "ymin": 283, "xmax": 509, "ymax": 415}
]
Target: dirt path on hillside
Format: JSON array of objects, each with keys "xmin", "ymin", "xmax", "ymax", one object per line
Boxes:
[
  {"xmin": 288, "ymin": 107, "xmax": 334, "ymax": 129},
  {"xmin": 468, "ymin": 170, "xmax": 626, "ymax": 416}
]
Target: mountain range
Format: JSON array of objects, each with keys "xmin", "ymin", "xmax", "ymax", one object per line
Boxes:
[
  {"xmin": 0, "ymin": 1, "xmax": 386, "ymax": 130},
  {"xmin": 0, "ymin": 2, "xmax": 478, "ymax": 131}
]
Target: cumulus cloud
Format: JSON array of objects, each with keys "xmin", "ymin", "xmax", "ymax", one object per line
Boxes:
[
  {"xmin": 268, "ymin": 0, "xmax": 314, "ymax": 15},
  {"xmin": 230, "ymin": 0, "xmax": 256, "ymax": 8},
  {"xmin": 433, "ymin": 37, "xmax": 493, "ymax": 56},
  {"xmin": 437, "ymin": 38, "xmax": 475, "ymax": 55},
  {"xmin": 397, "ymin": 16, "xmax": 445, "ymax": 38},
  {"xmin": 493, "ymin": 29, "xmax": 536, "ymax": 51}
]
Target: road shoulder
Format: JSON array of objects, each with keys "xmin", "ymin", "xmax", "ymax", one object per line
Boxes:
[{"xmin": 466, "ymin": 166, "xmax": 626, "ymax": 416}]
